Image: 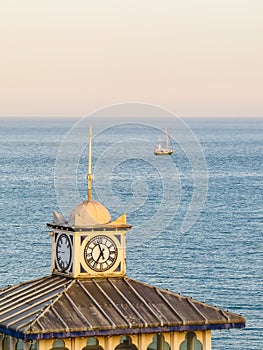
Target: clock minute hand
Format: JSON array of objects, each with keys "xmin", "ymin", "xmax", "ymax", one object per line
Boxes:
[
  {"xmin": 95, "ymin": 245, "xmax": 105, "ymax": 263},
  {"xmin": 98, "ymin": 244, "xmax": 105, "ymax": 259}
]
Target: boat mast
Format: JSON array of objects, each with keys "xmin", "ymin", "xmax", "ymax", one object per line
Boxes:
[
  {"xmin": 87, "ymin": 124, "xmax": 93, "ymax": 202},
  {"xmin": 165, "ymin": 128, "xmax": 169, "ymax": 150}
]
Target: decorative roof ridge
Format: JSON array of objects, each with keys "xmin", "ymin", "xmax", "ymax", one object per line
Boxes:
[
  {"xmin": 122, "ymin": 277, "xmax": 164, "ymax": 326},
  {"xmin": 76, "ymin": 279, "xmax": 116, "ymax": 327},
  {"xmin": 106, "ymin": 277, "xmax": 149, "ymax": 327},
  {"xmin": 154, "ymin": 287, "xmax": 186, "ymax": 325},
  {"xmin": 123, "ymin": 276, "xmax": 246, "ymax": 324},
  {"xmin": 91, "ymin": 278, "xmax": 133, "ymax": 328},
  {"xmin": 23, "ymin": 277, "xmax": 75, "ymax": 333},
  {"xmin": 186, "ymin": 297, "xmax": 209, "ymax": 324},
  {"xmin": 0, "ymin": 275, "xmax": 52, "ymax": 295}
]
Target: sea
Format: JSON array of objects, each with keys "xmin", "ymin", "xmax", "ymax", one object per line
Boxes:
[{"xmin": 0, "ymin": 115, "xmax": 262, "ymax": 349}]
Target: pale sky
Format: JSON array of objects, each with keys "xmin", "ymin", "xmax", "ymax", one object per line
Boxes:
[{"xmin": 0, "ymin": 0, "xmax": 262, "ymax": 117}]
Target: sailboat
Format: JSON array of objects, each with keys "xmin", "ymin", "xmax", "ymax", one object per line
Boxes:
[{"xmin": 154, "ymin": 128, "xmax": 174, "ymax": 155}]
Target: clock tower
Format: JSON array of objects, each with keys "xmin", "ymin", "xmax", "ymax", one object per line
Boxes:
[{"xmin": 47, "ymin": 125, "xmax": 132, "ymax": 278}]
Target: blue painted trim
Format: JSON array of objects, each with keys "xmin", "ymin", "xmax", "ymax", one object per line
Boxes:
[
  {"xmin": 0, "ymin": 322, "xmax": 245, "ymax": 341},
  {"xmin": 114, "ymin": 262, "xmax": 121, "ymax": 272},
  {"xmin": 115, "ymin": 234, "xmax": 121, "ymax": 244},
  {"xmin": 0, "ymin": 327, "xmax": 24, "ymax": 340},
  {"xmin": 80, "ymin": 262, "xmax": 87, "ymax": 273},
  {"xmin": 47, "ymin": 224, "xmax": 132, "ymax": 232}
]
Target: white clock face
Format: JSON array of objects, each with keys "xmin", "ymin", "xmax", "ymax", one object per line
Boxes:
[
  {"xmin": 84, "ymin": 235, "xmax": 118, "ymax": 272},
  {"xmin": 56, "ymin": 234, "xmax": 72, "ymax": 271}
]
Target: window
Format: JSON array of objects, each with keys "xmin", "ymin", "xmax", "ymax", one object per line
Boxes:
[
  {"xmin": 115, "ymin": 336, "xmax": 138, "ymax": 350},
  {"xmin": 16, "ymin": 340, "xmax": 24, "ymax": 350},
  {"xmin": 179, "ymin": 332, "xmax": 202, "ymax": 350},
  {"xmin": 29, "ymin": 341, "xmax": 37, "ymax": 350},
  {"xmin": 3, "ymin": 335, "xmax": 12, "ymax": 350},
  {"xmin": 82, "ymin": 338, "xmax": 104, "ymax": 350},
  {"xmin": 147, "ymin": 334, "xmax": 171, "ymax": 350},
  {"xmin": 51, "ymin": 339, "xmax": 69, "ymax": 350}
]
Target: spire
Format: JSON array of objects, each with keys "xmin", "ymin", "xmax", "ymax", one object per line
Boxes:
[{"xmin": 87, "ymin": 124, "xmax": 92, "ymax": 202}]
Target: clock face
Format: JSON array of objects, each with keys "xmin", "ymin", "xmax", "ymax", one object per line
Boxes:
[
  {"xmin": 84, "ymin": 235, "xmax": 118, "ymax": 272},
  {"xmin": 56, "ymin": 233, "xmax": 72, "ymax": 271}
]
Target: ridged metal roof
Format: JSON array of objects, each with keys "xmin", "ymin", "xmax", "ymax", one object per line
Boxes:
[{"xmin": 0, "ymin": 275, "xmax": 246, "ymax": 341}]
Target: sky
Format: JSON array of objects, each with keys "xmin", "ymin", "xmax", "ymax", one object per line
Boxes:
[{"xmin": 0, "ymin": 0, "xmax": 262, "ymax": 118}]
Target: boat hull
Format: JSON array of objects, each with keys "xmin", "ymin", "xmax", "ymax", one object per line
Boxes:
[{"xmin": 154, "ymin": 150, "xmax": 173, "ymax": 155}]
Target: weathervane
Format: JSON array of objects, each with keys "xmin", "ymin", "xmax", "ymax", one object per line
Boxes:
[{"xmin": 87, "ymin": 124, "xmax": 92, "ymax": 202}]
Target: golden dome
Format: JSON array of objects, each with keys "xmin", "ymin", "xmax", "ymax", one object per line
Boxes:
[{"xmin": 68, "ymin": 200, "xmax": 111, "ymax": 227}]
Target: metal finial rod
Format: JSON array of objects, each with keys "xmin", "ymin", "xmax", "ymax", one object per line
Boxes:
[{"xmin": 87, "ymin": 124, "xmax": 92, "ymax": 201}]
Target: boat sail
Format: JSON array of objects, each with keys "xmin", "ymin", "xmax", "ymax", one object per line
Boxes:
[{"xmin": 154, "ymin": 128, "xmax": 174, "ymax": 155}]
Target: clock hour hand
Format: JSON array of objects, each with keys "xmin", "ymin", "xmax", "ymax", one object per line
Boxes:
[
  {"xmin": 95, "ymin": 244, "xmax": 105, "ymax": 263},
  {"xmin": 98, "ymin": 244, "xmax": 105, "ymax": 259}
]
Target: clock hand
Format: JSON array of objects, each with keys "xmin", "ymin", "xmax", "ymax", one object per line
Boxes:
[
  {"xmin": 95, "ymin": 245, "xmax": 105, "ymax": 263},
  {"xmin": 98, "ymin": 244, "xmax": 105, "ymax": 259}
]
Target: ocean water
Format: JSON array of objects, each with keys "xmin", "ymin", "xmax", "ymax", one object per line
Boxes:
[{"xmin": 0, "ymin": 116, "xmax": 262, "ymax": 349}]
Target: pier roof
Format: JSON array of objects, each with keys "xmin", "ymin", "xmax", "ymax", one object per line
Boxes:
[{"xmin": 0, "ymin": 275, "xmax": 245, "ymax": 341}]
